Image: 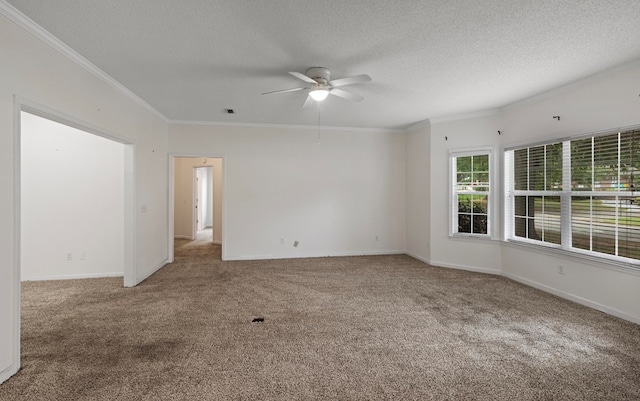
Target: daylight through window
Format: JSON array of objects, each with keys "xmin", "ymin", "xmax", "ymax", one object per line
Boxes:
[
  {"xmin": 451, "ymin": 150, "xmax": 491, "ymax": 237},
  {"xmin": 505, "ymin": 127, "xmax": 640, "ymax": 265}
]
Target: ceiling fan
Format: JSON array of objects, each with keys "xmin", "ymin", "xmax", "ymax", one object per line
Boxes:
[{"xmin": 262, "ymin": 67, "xmax": 371, "ymax": 107}]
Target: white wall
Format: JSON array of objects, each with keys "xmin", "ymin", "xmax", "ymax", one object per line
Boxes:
[
  {"xmin": 429, "ymin": 113, "xmax": 503, "ymax": 274},
  {"xmin": 405, "ymin": 123, "xmax": 430, "ymax": 262},
  {"xmin": 21, "ymin": 112, "xmax": 124, "ymax": 280},
  {"xmin": 174, "ymin": 157, "xmax": 222, "ymax": 242},
  {"xmin": 169, "ymin": 124, "xmax": 406, "ymax": 260},
  {"xmin": 422, "ymin": 59, "xmax": 640, "ymax": 323},
  {"xmin": 498, "ymin": 60, "xmax": 640, "ymax": 323},
  {"xmin": 0, "ymin": 8, "xmax": 168, "ymax": 383},
  {"xmin": 201, "ymin": 167, "xmax": 214, "ymax": 228}
]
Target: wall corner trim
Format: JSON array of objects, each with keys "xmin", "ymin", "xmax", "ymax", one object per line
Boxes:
[
  {"xmin": 134, "ymin": 259, "xmax": 169, "ymax": 286},
  {"xmin": 0, "ymin": 363, "xmax": 19, "ymax": 386},
  {"xmin": 404, "ymin": 251, "xmax": 430, "ymax": 264}
]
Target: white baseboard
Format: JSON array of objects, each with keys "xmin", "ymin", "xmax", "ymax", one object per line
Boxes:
[
  {"xmin": 174, "ymin": 236, "xmax": 220, "ymax": 244},
  {"xmin": 226, "ymin": 250, "xmax": 406, "ymax": 261},
  {"xmin": 503, "ymin": 272, "xmax": 640, "ymax": 325},
  {"xmin": 330, "ymin": 250, "xmax": 406, "ymax": 257},
  {"xmin": 429, "ymin": 259, "xmax": 502, "ymax": 275},
  {"xmin": 135, "ymin": 259, "xmax": 168, "ymax": 285},
  {"xmin": 0, "ymin": 363, "xmax": 19, "ymax": 385},
  {"xmin": 410, "ymin": 255, "xmax": 639, "ymax": 324},
  {"xmin": 21, "ymin": 272, "xmax": 123, "ymax": 282},
  {"xmin": 404, "ymin": 251, "xmax": 430, "ymax": 264}
]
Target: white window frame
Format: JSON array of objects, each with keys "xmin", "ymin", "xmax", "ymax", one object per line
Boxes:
[
  {"xmin": 450, "ymin": 148, "xmax": 494, "ymax": 239},
  {"xmin": 504, "ymin": 127, "xmax": 640, "ymax": 269},
  {"xmin": 504, "ymin": 142, "xmax": 565, "ymax": 248}
]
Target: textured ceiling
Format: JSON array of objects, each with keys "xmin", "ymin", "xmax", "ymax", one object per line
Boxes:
[{"xmin": 6, "ymin": 0, "xmax": 640, "ymax": 129}]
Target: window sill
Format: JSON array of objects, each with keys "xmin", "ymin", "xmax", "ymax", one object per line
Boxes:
[
  {"xmin": 503, "ymin": 239, "xmax": 640, "ymax": 277},
  {"xmin": 449, "ymin": 234, "xmax": 500, "ymax": 244}
]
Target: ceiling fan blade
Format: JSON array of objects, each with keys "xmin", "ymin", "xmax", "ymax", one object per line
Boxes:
[
  {"xmin": 262, "ymin": 87, "xmax": 308, "ymax": 95},
  {"xmin": 329, "ymin": 74, "xmax": 371, "ymax": 87},
  {"xmin": 302, "ymin": 94, "xmax": 314, "ymax": 108},
  {"xmin": 289, "ymin": 71, "xmax": 317, "ymax": 84},
  {"xmin": 330, "ymin": 88, "xmax": 364, "ymax": 102}
]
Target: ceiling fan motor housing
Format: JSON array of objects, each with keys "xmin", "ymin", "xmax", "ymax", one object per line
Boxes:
[{"xmin": 305, "ymin": 67, "xmax": 331, "ymax": 85}]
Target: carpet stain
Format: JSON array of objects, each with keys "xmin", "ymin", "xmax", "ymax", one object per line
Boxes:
[{"xmin": 133, "ymin": 340, "xmax": 184, "ymax": 361}]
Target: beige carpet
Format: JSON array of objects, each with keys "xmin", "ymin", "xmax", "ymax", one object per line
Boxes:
[{"xmin": 1, "ymin": 236, "xmax": 640, "ymax": 400}]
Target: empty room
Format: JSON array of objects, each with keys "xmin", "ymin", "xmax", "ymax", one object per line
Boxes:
[{"xmin": 1, "ymin": 1, "xmax": 640, "ymax": 400}]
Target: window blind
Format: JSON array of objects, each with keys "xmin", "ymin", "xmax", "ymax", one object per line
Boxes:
[{"xmin": 505, "ymin": 127, "xmax": 640, "ymax": 266}]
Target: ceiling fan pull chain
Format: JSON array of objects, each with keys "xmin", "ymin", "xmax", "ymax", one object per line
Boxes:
[{"xmin": 317, "ymin": 102, "xmax": 321, "ymax": 144}]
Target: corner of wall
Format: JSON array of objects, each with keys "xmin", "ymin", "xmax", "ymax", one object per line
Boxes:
[
  {"xmin": 405, "ymin": 122, "xmax": 431, "ymax": 261},
  {"xmin": 0, "ymin": 363, "xmax": 20, "ymax": 386}
]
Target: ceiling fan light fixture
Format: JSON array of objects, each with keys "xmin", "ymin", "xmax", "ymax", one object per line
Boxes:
[{"xmin": 309, "ymin": 89, "xmax": 329, "ymax": 101}]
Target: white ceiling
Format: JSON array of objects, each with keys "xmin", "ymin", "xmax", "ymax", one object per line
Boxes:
[{"xmin": 6, "ymin": 0, "xmax": 640, "ymax": 129}]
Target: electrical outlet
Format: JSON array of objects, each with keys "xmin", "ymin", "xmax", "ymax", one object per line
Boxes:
[
  {"xmin": 293, "ymin": 240, "xmax": 299, "ymax": 247},
  {"xmin": 558, "ymin": 265, "xmax": 564, "ymax": 275},
  {"xmin": 281, "ymin": 237, "xmax": 285, "ymax": 245},
  {"xmin": 66, "ymin": 253, "xmax": 73, "ymax": 261},
  {"xmin": 80, "ymin": 252, "xmax": 86, "ymax": 260},
  {"xmin": 375, "ymin": 235, "xmax": 379, "ymax": 241}
]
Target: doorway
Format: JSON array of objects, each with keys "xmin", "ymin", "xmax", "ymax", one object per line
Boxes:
[
  {"xmin": 169, "ymin": 156, "xmax": 224, "ymax": 261},
  {"xmin": 195, "ymin": 166, "xmax": 213, "ymax": 238},
  {"xmin": 20, "ymin": 111, "xmax": 127, "ymax": 281},
  {"xmin": 14, "ymin": 102, "xmax": 136, "ymax": 382}
]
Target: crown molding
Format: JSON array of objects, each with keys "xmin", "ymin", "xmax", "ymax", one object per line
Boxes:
[
  {"xmin": 405, "ymin": 119, "xmax": 431, "ymax": 132},
  {"xmin": 0, "ymin": 1, "xmax": 167, "ymax": 123},
  {"xmin": 168, "ymin": 119, "xmax": 405, "ymax": 135},
  {"xmin": 429, "ymin": 109, "xmax": 501, "ymax": 124}
]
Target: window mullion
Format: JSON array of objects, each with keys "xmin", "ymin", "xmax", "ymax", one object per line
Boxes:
[
  {"xmin": 470, "ymin": 156, "xmax": 474, "ymax": 233},
  {"xmin": 590, "ymin": 196, "xmax": 593, "ymax": 252},
  {"xmin": 451, "ymin": 156, "xmax": 457, "ymax": 236},
  {"xmin": 615, "ymin": 196, "xmax": 619, "ymax": 256},
  {"xmin": 504, "ymin": 151, "xmax": 513, "ymax": 240},
  {"xmin": 616, "ymin": 132, "xmax": 621, "ymax": 256},
  {"xmin": 544, "ymin": 145, "xmax": 547, "ymax": 190},
  {"xmin": 562, "ymin": 141, "xmax": 572, "ymax": 249},
  {"xmin": 527, "ymin": 148, "xmax": 530, "ymax": 191},
  {"xmin": 591, "ymin": 137, "xmax": 594, "ymax": 190}
]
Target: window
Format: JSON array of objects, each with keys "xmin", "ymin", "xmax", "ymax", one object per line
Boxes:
[
  {"xmin": 451, "ymin": 149, "xmax": 491, "ymax": 237},
  {"xmin": 505, "ymin": 127, "xmax": 640, "ymax": 265},
  {"xmin": 511, "ymin": 143, "xmax": 563, "ymax": 245}
]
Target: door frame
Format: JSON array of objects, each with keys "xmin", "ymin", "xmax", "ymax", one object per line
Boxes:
[
  {"xmin": 13, "ymin": 96, "xmax": 137, "ymax": 378},
  {"xmin": 168, "ymin": 154, "xmax": 226, "ymax": 262},
  {"xmin": 193, "ymin": 167, "xmax": 200, "ymax": 236},
  {"xmin": 193, "ymin": 165, "xmax": 214, "ymax": 238}
]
